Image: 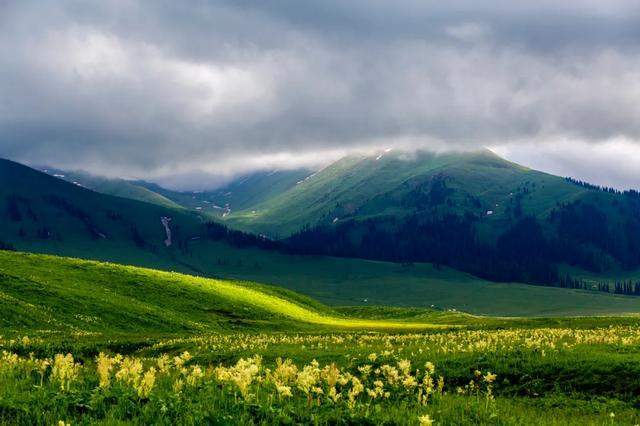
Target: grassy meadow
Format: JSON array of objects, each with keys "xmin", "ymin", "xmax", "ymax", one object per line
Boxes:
[
  {"xmin": 180, "ymin": 241, "xmax": 640, "ymax": 317},
  {"xmin": 27, "ymin": 237, "xmax": 640, "ymax": 318},
  {"xmin": 2, "ymin": 251, "xmax": 640, "ymax": 424}
]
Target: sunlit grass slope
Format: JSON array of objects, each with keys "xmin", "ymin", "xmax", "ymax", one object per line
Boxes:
[
  {"xmin": 0, "ymin": 251, "xmax": 443, "ymax": 335},
  {"xmin": 183, "ymin": 241, "xmax": 640, "ymax": 317}
]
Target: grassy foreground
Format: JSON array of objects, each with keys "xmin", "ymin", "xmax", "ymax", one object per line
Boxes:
[{"xmin": 2, "ymin": 251, "xmax": 640, "ymax": 424}]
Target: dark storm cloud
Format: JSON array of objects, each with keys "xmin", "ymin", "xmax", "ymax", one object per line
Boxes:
[{"xmin": 1, "ymin": 0, "xmax": 640, "ymax": 185}]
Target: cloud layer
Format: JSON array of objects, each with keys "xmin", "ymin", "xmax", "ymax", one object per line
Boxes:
[{"xmin": 2, "ymin": 1, "xmax": 640, "ymax": 187}]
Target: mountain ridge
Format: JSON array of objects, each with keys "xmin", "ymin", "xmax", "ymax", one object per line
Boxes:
[{"xmin": 5, "ymin": 151, "xmax": 640, "ymax": 287}]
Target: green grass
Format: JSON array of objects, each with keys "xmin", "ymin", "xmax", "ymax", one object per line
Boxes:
[
  {"xmin": 2, "ymin": 251, "xmax": 640, "ymax": 424},
  {"xmin": 181, "ymin": 241, "xmax": 640, "ymax": 317},
  {"xmin": 0, "ymin": 251, "xmax": 452, "ymax": 335},
  {"xmin": 9, "ymin": 239, "xmax": 640, "ymax": 318}
]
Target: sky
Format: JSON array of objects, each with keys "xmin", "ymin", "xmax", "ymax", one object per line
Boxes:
[{"xmin": 1, "ymin": 1, "xmax": 640, "ymax": 189}]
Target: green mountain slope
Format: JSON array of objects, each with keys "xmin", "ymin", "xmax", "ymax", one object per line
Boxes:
[
  {"xmin": 221, "ymin": 149, "xmax": 588, "ymax": 237},
  {"xmin": 134, "ymin": 169, "xmax": 312, "ymax": 217},
  {"xmin": 217, "ymin": 149, "xmax": 640, "ymax": 282},
  {"xmin": 0, "ymin": 159, "xmax": 206, "ymax": 259},
  {"xmin": 0, "ymin": 251, "xmax": 443, "ymax": 334},
  {"xmin": 207, "ymin": 169, "xmax": 313, "ymax": 212},
  {"xmin": 40, "ymin": 168, "xmax": 184, "ymax": 209}
]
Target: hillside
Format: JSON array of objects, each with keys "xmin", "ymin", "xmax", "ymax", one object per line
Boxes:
[
  {"xmin": 181, "ymin": 241, "xmax": 640, "ymax": 317},
  {"xmin": 0, "ymin": 158, "xmax": 276, "ymax": 269},
  {"xmin": 0, "ymin": 158, "xmax": 592, "ymax": 317},
  {"xmin": 3, "ymin": 251, "xmax": 640, "ymax": 337},
  {"xmin": 0, "ymin": 165, "xmax": 186, "ymax": 267},
  {"xmin": 220, "ymin": 149, "xmax": 588, "ymax": 236},
  {"xmin": 134, "ymin": 168, "xmax": 312, "ymax": 217},
  {"xmin": 207, "ymin": 149, "xmax": 640, "ymax": 284},
  {"xmin": 0, "ymin": 251, "xmax": 444, "ymax": 334},
  {"xmin": 40, "ymin": 151, "xmax": 640, "ymax": 285},
  {"xmin": 4, "ymin": 252, "xmax": 640, "ymax": 426},
  {"xmin": 4, "ymin": 240, "xmax": 640, "ymax": 318},
  {"xmin": 39, "ymin": 167, "xmax": 184, "ymax": 209}
]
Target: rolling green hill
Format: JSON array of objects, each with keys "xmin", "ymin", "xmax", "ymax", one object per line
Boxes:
[
  {"xmin": 4, "ymin": 239, "xmax": 640, "ymax": 317},
  {"xmin": 0, "ymin": 251, "xmax": 446, "ymax": 334},
  {"xmin": 179, "ymin": 241, "xmax": 640, "ymax": 317},
  {"xmin": 3, "ymin": 251, "xmax": 640, "ymax": 338}
]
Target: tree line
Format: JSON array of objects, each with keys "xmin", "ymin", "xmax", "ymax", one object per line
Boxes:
[
  {"xmin": 284, "ymin": 205, "xmax": 640, "ymax": 289},
  {"xmin": 565, "ymin": 177, "xmax": 640, "ymax": 199}
]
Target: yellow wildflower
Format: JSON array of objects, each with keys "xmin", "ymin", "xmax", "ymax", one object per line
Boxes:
[
  {"xmin": 483, "ymin": 372, "xmax": 497, "ymax": 383},
  {"xmin": 418, "ymin": 414, "xmax": 434, "ymax": 426},
  {"xmin": 424, "ymin": 362, "xmax": 435, "ymax": 375},
  {"xmin": 397, "ymin": 359, "xmax": 411, "ymax": 375},
  {"xmin": 186, "ymin": 365, "xmax": 204, "ymax": 386},
  {"xmin": 136, "ymin": 367, "xmax": 156, "ymax": 398},
  {"xmin": 328, "ymin": 386, "xmax": 341, "ymax": 403},
  {"xmin": 173, "ymin": 378, "xmax": 184, "ymax": 393},
  {"xmin": 51, "ymin": 353, "xmax": 79, "ymax": 391},
  {"xmin": 96, "ymin": 353, "xmax": 119, "ymax": 389},
  {"xmin": 275, "ymin": 383, "xmax": 292, "ymax": 398}
]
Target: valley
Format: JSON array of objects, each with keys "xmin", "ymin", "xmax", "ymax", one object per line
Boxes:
[
  {"xmin": 3, "ymin": 152, "xmax": 640, "ymax": 424},
  {"xmin": 7, "ymin": 150, "xmax": 640, "ymax": 287}
]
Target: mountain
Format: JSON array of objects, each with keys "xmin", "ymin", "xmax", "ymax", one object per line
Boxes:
[
  {"xmin": 0, "ymin": 158, "xmax": 275, "ymax": 270},
  {"xmin": 4, "ymin": 157, "xmax": 640, "ymax": 316},
  {"xmin": 134, "ymin": 168, "xmax": 312, "ymax": 217},
  {"xmin": 39, "ymin": 167, "xmax": 183, "ymax": 209},
  {"xmin": 219, "ymin": 149, "xmax": 584, "ymax": 236},
  {"xmin": 24, "ymin": 150, "xmax": 640, "ymax": 285},
  {"xmin": 210, "ymin": 149, "xmax": 640, "ymax": 283},
  {"xmin": 36, "ymin": 168, "xmax": 314, "ymax": 217}
]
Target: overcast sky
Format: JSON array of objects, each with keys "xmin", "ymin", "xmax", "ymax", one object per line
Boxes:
[{"xmin": 2, "ymin": 1, "xmax": 640, "ymax": 189}]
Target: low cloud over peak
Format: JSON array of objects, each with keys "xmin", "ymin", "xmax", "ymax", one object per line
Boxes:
[{"xmin": 2, "ymin": 1, "xmax": 640, "ymax": 188}]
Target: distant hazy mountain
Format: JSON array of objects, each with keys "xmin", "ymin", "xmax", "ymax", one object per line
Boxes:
[
  {"xmin": 38, "ymin": 167, "xmax": 184, "ymax": 209},
  {"xmin": 134, "ymin": 168, "xmax": 312, "ymax": 216}
]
